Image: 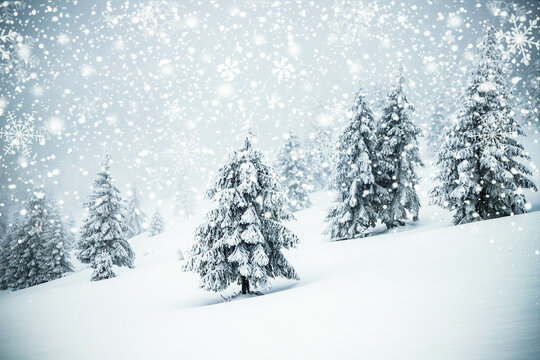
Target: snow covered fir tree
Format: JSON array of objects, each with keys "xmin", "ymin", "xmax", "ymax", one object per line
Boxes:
[
  {"xmin": 2, "ymin": 2, "xmax": 540, "ymax": 358},
  {"xmin": 426, "ymin": 94, "xmax": 449, "ymax": 153},
  {"xmin": 148, "ymin": 208, "xmax": 165, "ymax": 237},
  {"xmin": 326, "ymin": 89, "xmax": 384, "ymax": 240},
  {"xmin": 125, "ymin": 185, "xmax": 147, "ymax": 238},
  {"xmin": 183, "ymin": 133, "xmax": 299, "ymax": 295},
  {"xmin": 77, "ymin": 154, "xmax": 135, "ymax": 281},
  {"xmin": 375, "ymin": 66, "xmax": 423, "ymax": 228},
  {"xmin": 42, "ymin": 201, "xmax": 74, "ymax": 279},
  {"xmin": 430, "ymin": 27, "xmax": 537, "ymax": 225},
  {"xmin": 0, "ymin": 189, "xmax": 73, "ymax": 290},
  {"xmin": 174, "ymin": 177, "xmax": 195, "ymax": 218},
  {"xmin": 276, "ymin": 131, "xmax": 312, "ymax": 211},
  {"xmin": 305, "ymin": 124, "xmax": 335, "ymax": 190}
]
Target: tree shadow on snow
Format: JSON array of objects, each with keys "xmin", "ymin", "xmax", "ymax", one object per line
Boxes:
[{"xmin": 178, "ymin": 280, "xmax": 307, "ymax": 308}]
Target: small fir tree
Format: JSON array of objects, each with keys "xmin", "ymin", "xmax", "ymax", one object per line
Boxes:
[
  {"xmin": 4, "ymin": 189, "xmax": 50, "ymax": 290},
  {"xmin": 305, "ymin": 124, "xmax": 334, "ymax": 190},
  {"xmin": 125, "ymin": 186, "xmax": 146, "ymax": 238},
  {"xmin": 174, "ymin": 177, "xmax": 195, "ymax": 218},
  {"xmin": 91, "ymin": 252, "xmax": 115, "ymax": 281},
  {"xmin": 326, "ymin": 90, "xmax": 386, "ymax": 240},
  {"xmin": 431, "ymin": 27, "xmax": 537, "ymax": 224},
  {"xmin": 426, "ymin": 95, "xmax": 449, "ymax": 152},
  {"xmin": 77, "ymin": 154, "xmax": 135, "ymax": 277},
  {"xmin": 148, "ymin": 208, "xmax": 164, "ymax": 237},
  {"xmin": 276, "ymin": 131, "xmax": 312, "ymax": 211},
  {"xmin": 375, "ymin": 66, "xmax": 423, "ymax": 228},
  {"xmin": 64, "ymin": 215, "xmax": 77, "ymax": 249},
  {"xmin": 42, "ymin": 201, "xmax": 74, "ymax": 280},
  {"xmin": 183, "ymin": 133, "xmax": 299, "ymax": 295}
]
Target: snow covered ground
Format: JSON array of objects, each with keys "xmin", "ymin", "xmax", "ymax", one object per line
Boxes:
[{"xmin": 1, "ymin": 187, "xmax": 539, "ymax": 359}]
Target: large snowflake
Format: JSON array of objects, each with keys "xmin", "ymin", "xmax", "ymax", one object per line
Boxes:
[
  {"xmin": 496, "ymin": 14, "xmax": 539, "ymax": 66},
  {"xmin": 163, "ymin": 99, "xmax": 186, "ymax": 122},
  {"xmin": 161, "ymin": 130, "xmax": 201, "ymax": 173},
  {"xmin": 0, "ymin": 30, "xmax": 39, "ymax": 83},
  {"xmin": 327, "ymin": 1, "xmax": 377, "ymax": 45},
  {"xmin": 486, "ymin": 1, "xmax": 528, "ymax": 23},
  {"xmin": 0, "ymin": 0, "xmax": 25, "ymax": 24},
  {"xmin": 271, "ymin": 57, "xmax": 295, "ymax": 83},
  {"xmin": 0, "ymin": 112, "xmax": 43, "ymax": 157}
]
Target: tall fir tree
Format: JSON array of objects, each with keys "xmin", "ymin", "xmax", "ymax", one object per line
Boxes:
[
  {"xmin": 305, "ymin": 124, "xmax": 334, "ymax": 190},
  {"xmin": 125, "ymin": 185, "xmax": 146, "ymax": 238},
  {"xmin": 426, "ymin": 94, "xmax": 449, "ymax": 153},
  {"xmin": 77, "ymin": 154, "xmax": 135, "ymax": 280},
  {"xmin": 42, "ymin": 201, "xmax": 74, "ymax": 280},
  {"xmin": 183, "ymin": 133, "xmax": 299, "ymax": 294},
  {"xmin": 375, "ymin": 66, "xmax": 423, "ymax": 228},
  {"xmin": 431, "ymin": 27, "xmax": 537, "ymax": 224},
  {"xmin": 64, "ymin": 215, "xmax": 77, "ymax": 249},
  {"xmin": 326, "ymin": 90, "xmax": 386, "ymax": 240},
  {"xmin": 148, "ymin": 208, "xmax": 164, "ymax": 237},
  {"xmin": 276, "ymin": 131, "xmax": 312, "ymax": 211},
  {"xmin": 3, "ymin": 189, "xmax": 51, "ymax": 290}
]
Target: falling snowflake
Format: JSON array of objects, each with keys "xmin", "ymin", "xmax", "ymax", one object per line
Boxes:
[
  {"xmin": 163, "ymin": 99, "xmax": 186, "ymax": 123},
  {"xmin": 0, "ymin": 32, "xmax": 39, "ymax": 82},
  {"xmin": 271, "ymin": 57, "xmax": 295, "ymax": 83},
  {"xmin": 217, "ymin": 57, "xmax": 240, "ymax": 81},
  {"xmin": 486, "ymin": 1, "xmax": 528, "ymax": 24},
  {"xmin": 328, "ymin": 1, "xmax": 377, "ymax": 45},
  {"xmin": 496, "ymin": 14, "xmax": 539, "ymax": 66},
  {"xmin": 0, "ymin": 0, "xmax": 25, "ymax": 24},
  {"xmin": 0, "ymin": 112, "xmax": 44, "ymax": 157},
  {"xmin": 161, "ymin": 130, "xmax": 201, "ymax": 173},
  {"xmin": 130, "ymin": 0, "xmax": 183, "ymax": 38},
  {"xmin": 69, "ymin": 96, "xmax": 97, "ymax": 125}
]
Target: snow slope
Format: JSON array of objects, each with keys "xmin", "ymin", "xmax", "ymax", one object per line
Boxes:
[{"xmin": 1, "ymin": 190, "xmax": 539, "ymax": 359}]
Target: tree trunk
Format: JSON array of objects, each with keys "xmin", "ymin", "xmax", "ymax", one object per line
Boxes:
[{"xmin": 241, "ymin": 276, "xmax": 250, "ymax": 294}]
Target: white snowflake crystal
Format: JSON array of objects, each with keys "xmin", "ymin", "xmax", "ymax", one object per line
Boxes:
[
  {"xmin": 0, "ymin": 112, "xmax": 44, "ymax": 157},
  {"xmin": 0, "ymin": 0, "xmax": 25, "ymax": 24},
  {"xmin": 0, "ymin": 33, "xmax": 39, "ymax": 82},
  {"xmin": 163, "ymin": 99, "xmax": 186, "ymax": 122},
  {"xmin": 496, "ymin": 14, "xmax": 539, "ymax": 66},
  {"xmin": 271, "ymin": 57, "xmax": 295, "ymax": 83},
  {"xmin": 487, "ymin": 1, "xmax": 528, "ymax": 23},
  {"xmin": 328, "ymin": 0, "xmax": 377, "ymax": 45},
  {"xmin": 217, "ymin": 57, "xmax": 240, "ymax": 81}
]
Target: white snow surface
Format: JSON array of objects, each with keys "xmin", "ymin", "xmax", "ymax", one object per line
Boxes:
[{"xmin": 1, "ymin": 190, "xmax": 540, "ymax": 359}]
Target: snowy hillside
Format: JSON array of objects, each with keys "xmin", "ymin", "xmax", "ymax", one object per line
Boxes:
[{"xmin": 1, "ymin": 191, "xmax": 539, "ymax": 360}]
